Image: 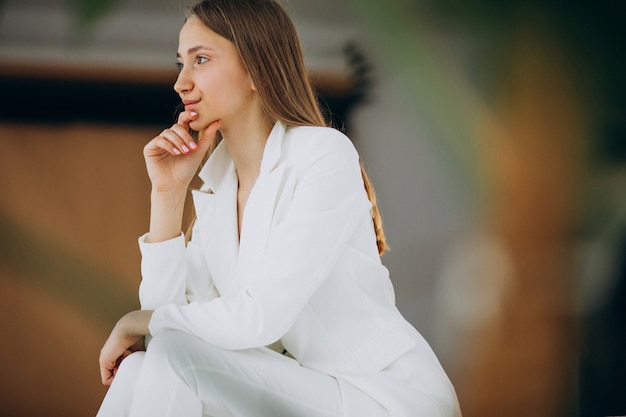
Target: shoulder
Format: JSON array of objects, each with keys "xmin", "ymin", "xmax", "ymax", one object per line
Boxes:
[{"xmin": 282, "ymin": 125, "xmax": 359, "ymax": 161}]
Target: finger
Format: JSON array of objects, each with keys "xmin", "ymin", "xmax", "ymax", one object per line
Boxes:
[
  {"xmin": 120, "ymin": 349, "xmax": 132, "ymax": 361},
  {"xmin": 101, "ymin": 368, "xmax": 114, "ymax": 386},
  {"xmin": 176, "ymin": 110, "xmax": 199, "ymax": 129},
  {"xmin": 169, "ymin": 123, "xmax": 198, "ymax": 151},
  {"xmin": 99, "ymin": 357, "xmax": 115, "ymax": 386},
  {"xmin": 144, "ymin": 134, "xmax": 185, "ymax": 156},
  {"xmin": 157, "ymin": 128, "xmax": 194, "ymax": 155}
]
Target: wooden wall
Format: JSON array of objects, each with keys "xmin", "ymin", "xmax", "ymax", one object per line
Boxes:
[{"xmin": 0, "ymin": 122, "xmax": 154, "ymax": 416}]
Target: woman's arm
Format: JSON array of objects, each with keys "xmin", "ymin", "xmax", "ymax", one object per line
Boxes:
[
  {"xmin": 136, "ymin": 114, "xmax": 221, "ymax": 307},
  {"xmin": 98, "ymin": 310, "xmax": 153, "ymax": 386},
  {"xmin": 146, "ymin": 188, "xmax": 188, "ymax": 243},
  {"xmin": 99, "ymin": 115, "xmax": 221, "ymax": 385},
  {"xmin": 143, "ymin": 111, "xmax": 221, "ymax": 243}
]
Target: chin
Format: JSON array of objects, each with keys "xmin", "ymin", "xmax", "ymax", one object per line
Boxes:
[
  {"xmin": 188, "ymin": 119, "xmax": 206, "ymax": 132},
  {"xmin": 190, "ymin": 117, "xmax": 219, "ymax": 133}
]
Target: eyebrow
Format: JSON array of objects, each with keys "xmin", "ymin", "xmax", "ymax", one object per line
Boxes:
[{"xmin": 176, "ymin": 45, "xmax": 215, "ymax": 58}]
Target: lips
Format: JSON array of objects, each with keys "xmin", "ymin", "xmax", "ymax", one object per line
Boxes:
[{"xmin": 183, "ymin": 99, "xmax": 200, "ymax": 111}]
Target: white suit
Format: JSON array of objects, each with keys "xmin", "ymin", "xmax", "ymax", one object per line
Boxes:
[{"xmin": 97, "ymin": 122, "xmax": 460, "ymax": 417}]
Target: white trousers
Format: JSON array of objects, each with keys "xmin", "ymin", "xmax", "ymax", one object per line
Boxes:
[{"xmin": 96, "ymin": 331, "xmax": 388, "ymax": 417}]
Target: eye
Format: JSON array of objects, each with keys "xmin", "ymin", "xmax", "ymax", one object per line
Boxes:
[
  {"xmin": 175, "ymin": 62, "xmax": 183, "ymax": 72},
  {"xmin": 196, "ymin": 56, "xmax": 210, "ymax": 65}
]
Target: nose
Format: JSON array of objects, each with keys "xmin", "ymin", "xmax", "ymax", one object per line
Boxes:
[{"xmin": 173, "ymin": 66, "xmax": 192, "ymax": 95}]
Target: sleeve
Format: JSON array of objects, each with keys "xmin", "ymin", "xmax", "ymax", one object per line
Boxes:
[
  {"xmin": 138, "ymin": 231, "xmax": 218, "ymax": 310},
  {"xmin": 148, "ymin": 131, "xmax": 373, "ymax": 350}
]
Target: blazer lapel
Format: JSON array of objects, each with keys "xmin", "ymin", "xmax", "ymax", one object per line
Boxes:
[
  {"xmin": 238, "ymin": 122, "xmax": 287, "ymax": 282},
  {"xmin": 192, "ymin": 142, "xmax": 240, "ymax": 296}
]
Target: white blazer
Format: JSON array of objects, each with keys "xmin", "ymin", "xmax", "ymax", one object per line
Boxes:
[{"xmin": 138, "ymin": 122, "xmax": 459, "ymax": 416}]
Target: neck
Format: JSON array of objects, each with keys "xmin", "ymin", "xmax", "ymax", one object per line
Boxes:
[{"xmin": 221, "ymin": 115, "xmax": 273, "ymax": 189}]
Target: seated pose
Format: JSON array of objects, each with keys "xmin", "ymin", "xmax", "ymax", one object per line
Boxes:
[{"xmin": 97, "ymin": 0, "xmax": 461, "ymax": 416}]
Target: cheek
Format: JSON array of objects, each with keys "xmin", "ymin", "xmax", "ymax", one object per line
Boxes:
[
  {"xmin": 222, "ymin": 66, "xmax": 255, "ymax": 98},
  {"xmin": 197, "ymin": 77, "xmax": 230, "ymax": 109},
  {"xmin": 191, "ymin": 67, "xmax": 253, "ymax": 125}
]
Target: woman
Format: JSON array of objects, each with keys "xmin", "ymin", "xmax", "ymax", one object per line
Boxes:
[{"xmin": 97, "ymin": 0, "xmax": 460, "ymax": 416}]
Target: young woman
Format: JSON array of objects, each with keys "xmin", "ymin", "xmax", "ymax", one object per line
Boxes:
[{"xmin": 97, "ymin": 0, "xmax": 460, "ymax": 416}]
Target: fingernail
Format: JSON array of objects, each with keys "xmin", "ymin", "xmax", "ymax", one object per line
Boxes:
[
  {"xmin": 182, "ymin": 145, "xmax": 190, "ymax": 153},
  {"xmin": 189, "ymin": 141, "xmax": 197, "ymax": 150},
  {"xmin": 173, "ymin": 148, "xmax": 181, "ymax": 155},
  {"xmin": 190, "ymin": 111, "xmax": 198, "ymax": 118}
]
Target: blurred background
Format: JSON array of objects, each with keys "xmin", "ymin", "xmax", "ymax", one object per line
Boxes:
[{"xmin": 0, "ymin": 0, "xmax": 624, "ymax": 416}]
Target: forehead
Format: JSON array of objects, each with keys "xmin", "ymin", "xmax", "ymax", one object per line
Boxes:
[{"xmin": 178, "ymin": 16, "xmax": 229, "ymax": 53}]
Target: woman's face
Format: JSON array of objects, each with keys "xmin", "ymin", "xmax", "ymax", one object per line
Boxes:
[{"xmin": 174, "ymin": 16, "xmax": 257, "ymax": 132}]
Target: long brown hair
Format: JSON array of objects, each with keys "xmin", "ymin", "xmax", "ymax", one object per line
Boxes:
[{"xmin": 187, "ymin": 0, "xmax": 388, "ymax": 254}]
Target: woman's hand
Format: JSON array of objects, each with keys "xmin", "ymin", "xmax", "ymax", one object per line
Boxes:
[
  {"xmin": 144, "ymin": 111, "xmax": 221, "ymax": 192},
  {"xmin": 99, "ymin": 310, "xmax": 153, "ymax": 386}
]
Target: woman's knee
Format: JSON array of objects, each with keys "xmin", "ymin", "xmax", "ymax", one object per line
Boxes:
[
  {"xmin": 117, "ymin": 351, "xmax": 145, "ymax": 378},
  {"xmin": 146, "ymin": 331, "xmax": 187, "ymax": 355},
  {"xmin": 144, "ymin": 331, "xmax": 270, "ymax": 382},
  {"xmin": 143, "ymin": 330, "xmax": 215, "ymax": 377}
]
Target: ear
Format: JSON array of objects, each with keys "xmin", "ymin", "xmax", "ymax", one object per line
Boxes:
[{"xmin": 246, "ymin": 70, "xmax": 259, "ymax": 92}]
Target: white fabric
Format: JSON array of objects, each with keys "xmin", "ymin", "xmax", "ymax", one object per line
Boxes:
[
  {"xmin": 97, "ymin": 331, "xmax": 388, "ymax": 417},
  {"xmin": 100, "ymin": 122, "xmax": 460, "ymax": 416}
]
